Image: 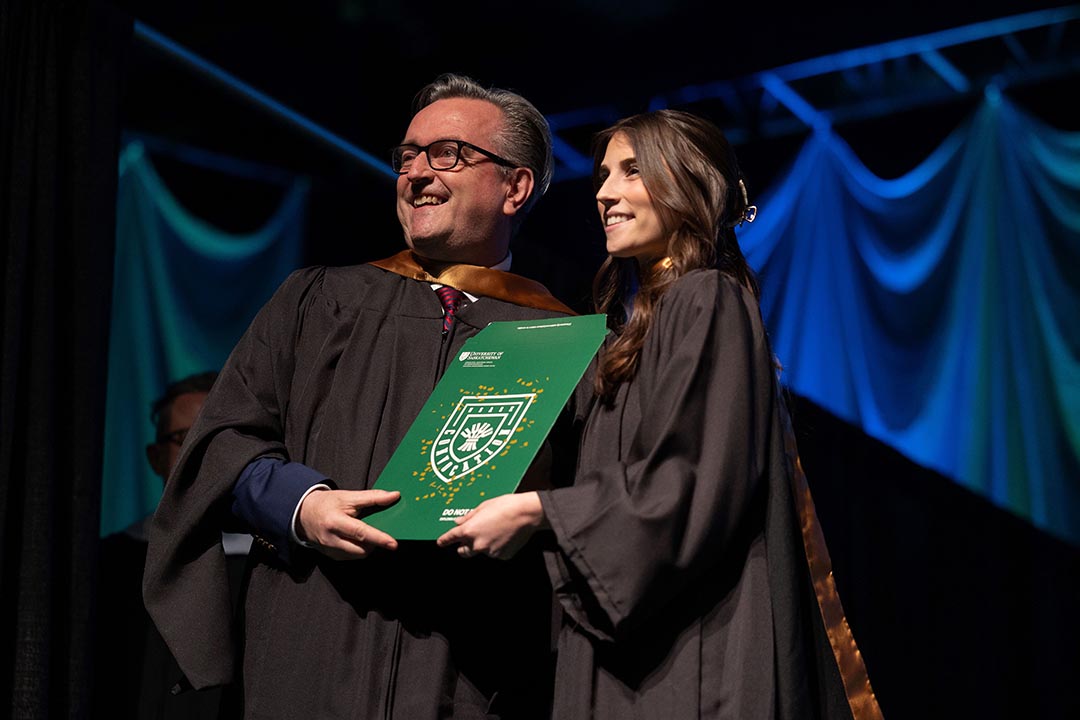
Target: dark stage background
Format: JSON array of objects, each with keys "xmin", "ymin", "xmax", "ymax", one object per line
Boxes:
[{"xmin": 2, "ymin": 0, "xmax": 1078, "ymax": 717}]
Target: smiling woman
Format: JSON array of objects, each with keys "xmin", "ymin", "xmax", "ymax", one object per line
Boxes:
[
  {"xmin": 595, "ymin": 134, "xmax": 669, "ymax": 261},
  {"xmin": 438, "ymin": 109, "xmax": 882, "ymax": 720},
  {"xmin": 589, "ymin": 110, "xmax": 759, "ymax": 405}
]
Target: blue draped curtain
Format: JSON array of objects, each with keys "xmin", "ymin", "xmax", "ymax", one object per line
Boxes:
[
  {"xmin": 741, "ymin": 92, "xmax": 1080, "ymax": 545},
  {"xmin": 100, "ymin": 142, "xmax": 307, "ymax": 536}
]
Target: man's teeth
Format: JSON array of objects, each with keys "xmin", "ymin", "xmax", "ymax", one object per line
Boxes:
[
  {"xmin": 414, "ymin": 196, "xmax": 446, "ymax": 207},
  {"xmin": 606, "ymin": 214, "xmax": 631, "ymax": 226}
]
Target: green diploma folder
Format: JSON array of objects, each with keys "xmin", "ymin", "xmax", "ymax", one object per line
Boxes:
[{"xmin": 366, "ymin": 314, "xmax": 607, "ymax": 539}]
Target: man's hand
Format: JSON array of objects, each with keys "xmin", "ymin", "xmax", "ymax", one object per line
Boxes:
[
  {"xmin": 297, "ymin": 489, "xmax": 400, "ymax": 560},
  {"xmin": 436, "ymin": 492, "xmax": 548, "ymax": 560}
]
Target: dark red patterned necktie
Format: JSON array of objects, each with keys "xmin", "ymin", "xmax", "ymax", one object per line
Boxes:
[{"xmin": 435, "ymin": 286, "xmax": 465, "ymax": 333}]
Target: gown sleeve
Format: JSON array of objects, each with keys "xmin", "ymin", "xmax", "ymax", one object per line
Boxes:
[
  {"xmin": 539, "ymin": 270, "xmax": 777, "ymax": 641},
  {"xmin": 142, "ymin": 265, "xmax": 326, "ymax": 689}
]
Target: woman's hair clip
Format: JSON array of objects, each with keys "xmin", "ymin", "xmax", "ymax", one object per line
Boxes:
[{"xmin": 735, "ymin": 178, "xmax": 757, "ymax": 225}]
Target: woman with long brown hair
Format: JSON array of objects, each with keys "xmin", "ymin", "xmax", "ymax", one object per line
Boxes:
[{"xmin": 439, "ymin": 110, "xmax": 880, "ymax": 720}]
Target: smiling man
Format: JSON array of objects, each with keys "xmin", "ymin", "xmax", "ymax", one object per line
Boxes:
[
  {"xmin": 396, "ymin": 97, "xmax": 532, "ymax": 267},
  {"xmin": 144, "ymin": 75, "xmax": 572, "ymax": 719}
]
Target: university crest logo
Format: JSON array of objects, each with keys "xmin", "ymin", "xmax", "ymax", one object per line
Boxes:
[{"xmin": 431, "ymin": 393, "xmax": 536, "ymax": 483}]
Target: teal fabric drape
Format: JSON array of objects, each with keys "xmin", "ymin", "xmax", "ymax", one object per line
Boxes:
[
  {"xmin": 741, "ymin": 92, "xmax": 1080, "ymax": 545},
  {"xmin": 100, "ymin": 142, "xmax": 306, "ymax": 536}
]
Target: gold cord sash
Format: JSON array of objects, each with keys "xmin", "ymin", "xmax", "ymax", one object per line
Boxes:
[{"xmin": 782, "ymin": 411, "xmax": 885, "ymax": 720}]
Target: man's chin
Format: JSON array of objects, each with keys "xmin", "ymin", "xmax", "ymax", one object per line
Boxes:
[
  {"xmin": 404, "ymin": 235, "xmax": 453, "ymax": 263},
  {"xmin": 405, "ymin": 236, "xmax": 486, "ymax": 265}
]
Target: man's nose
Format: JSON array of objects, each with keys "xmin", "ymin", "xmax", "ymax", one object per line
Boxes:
[{"xmin": 405, "ymin": 151, "xmax": 435, "ymax": 182}]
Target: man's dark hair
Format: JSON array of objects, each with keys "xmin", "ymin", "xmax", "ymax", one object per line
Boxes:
[
  {"xmin": 413, "ymin": 74, "xmax": 553, "ymax": 226},
  {"xmin": 150, "ymin": 371, "xmax": 218, "ymax": 434}
]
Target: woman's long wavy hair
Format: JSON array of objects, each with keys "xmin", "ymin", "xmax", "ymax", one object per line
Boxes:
[{"xmin": 593, "ymin": 110, "xmax": 759, "ymax": 405}]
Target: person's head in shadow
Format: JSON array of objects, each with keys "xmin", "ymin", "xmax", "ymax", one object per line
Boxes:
[{"xmin": 145, "ymin": 371, "xmax": 217, "ymax": 482}]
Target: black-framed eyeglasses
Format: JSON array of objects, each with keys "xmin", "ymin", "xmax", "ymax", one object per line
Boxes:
[
  {"xmin": 156, "ymin": 427, "xmax": 190, "ymax": 446},
  {"xmin": 391, "ymin": 139, "xmax": 516, "ymax": 174}
]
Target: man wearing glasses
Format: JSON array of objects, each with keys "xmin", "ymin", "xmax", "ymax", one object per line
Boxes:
[
  {"xmin": 145, "ymin": 75, "xmax": 571, "ymax": 719},
  {"xmin": 99, "ymin": 371, "xmax": 247, "ymax": 719}
]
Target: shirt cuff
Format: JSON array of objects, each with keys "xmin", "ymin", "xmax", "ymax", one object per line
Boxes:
[{"xmin": 289, "ymin": 483, "xmax": 331, "ymax": 547}]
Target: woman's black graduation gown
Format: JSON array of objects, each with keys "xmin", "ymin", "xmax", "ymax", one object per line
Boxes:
[{"xmin": 539, "ymin": 270, "xmax": 881, "ymax": 720}]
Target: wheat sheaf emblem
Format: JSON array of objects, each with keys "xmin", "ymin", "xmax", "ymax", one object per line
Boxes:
[
  {"xmin": 431, "ymin": 393, "xmax": 537, "ymax": 483},
  {"xmin": 458, "ymin": 422, "xmax": 494, "ymax": 452}
]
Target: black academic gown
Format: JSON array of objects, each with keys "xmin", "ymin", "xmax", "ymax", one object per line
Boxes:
[
  {"xmin": 144, "ymin": 264, "xmax": 569, "ymax": 720},
  {"xmin": 97, "ymin": 523, "xmax": 232, "ymax": 719},
  {"xmin": 539, "ymin": 270, "xmax": 872, "ymax": 720}
]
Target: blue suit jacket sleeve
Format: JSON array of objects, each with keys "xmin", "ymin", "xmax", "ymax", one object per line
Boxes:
[{"xmin": 232, "ymin": 457, "xmax": 330, "ymax": 564}]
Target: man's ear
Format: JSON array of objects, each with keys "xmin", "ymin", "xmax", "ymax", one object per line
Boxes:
[
  {"xmin": 502, "ymin": 167, "xmax": 535, "ymax": 216},
  {"xmin": 146, "ymin": 443, "xmax": 167, "ymax": 480}
]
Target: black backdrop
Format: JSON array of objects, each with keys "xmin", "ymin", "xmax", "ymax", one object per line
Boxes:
[
  {"xmin": 0, "ymin": 0, "xmax": 130, "ymax": 716},
  {"xmin": 789, "ymin": 395, "xmax": 1080, "ymax": 718}
]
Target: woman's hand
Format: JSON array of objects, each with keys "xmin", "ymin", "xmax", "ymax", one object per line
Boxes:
[{"xmin": 436, "ymin": 492, "xmax": 549, "ymax": 560}]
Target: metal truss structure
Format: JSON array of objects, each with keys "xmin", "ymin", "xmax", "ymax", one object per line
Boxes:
[
  {"xmin": 548, "ymin": 6, "xmax": 1080, "ymax": 180},
  {"xmin": 546, "ymin": 5, "xmax": 1080, "ymax": 180},
  {"xmin": 134, "ymin": 5, "xmax": 1080, "ymax": 184}
]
